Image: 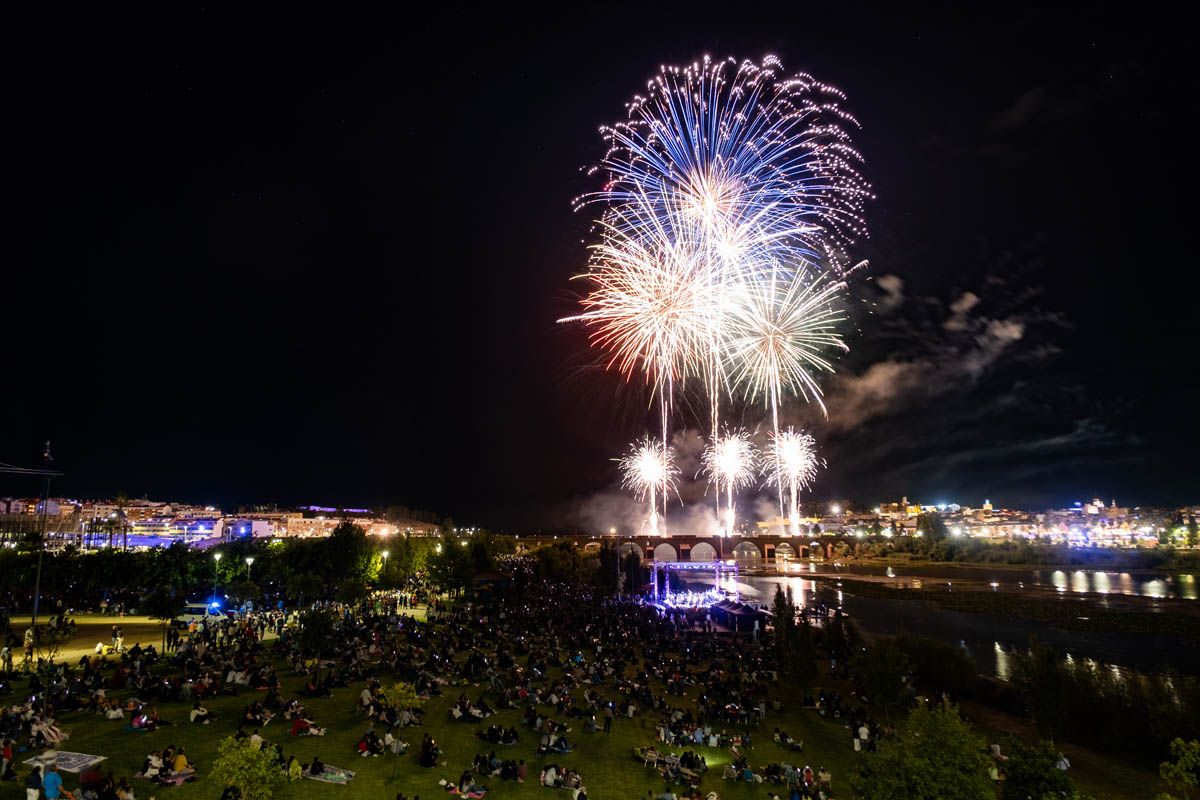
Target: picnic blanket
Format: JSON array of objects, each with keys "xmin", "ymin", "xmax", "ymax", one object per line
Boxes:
[
  {"xmin": 24, "ymin": 751, "xmax": 107, "ymax": 773},
  {"xmin": 304, "ymin": 765, "xmax": 356, "ymax": 785}
]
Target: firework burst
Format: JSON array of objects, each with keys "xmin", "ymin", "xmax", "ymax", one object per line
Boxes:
[
  {"xmin": 702, "ymin": 429, "xmax": 759, "ymax": 536},
  {"xmin": 582, "ymin": 54, "xmax": 872, "ymax": 278},
  {"xmin": 764, "ymin": 428, "xmax": 821, "ymax": 536},
  {"xmin": 618, "ymin": 436, "xmax": 679, "ymax": 536},
  {"xmin": 564, "ymin": 54, "xmax": 870, "ymax": 535}
]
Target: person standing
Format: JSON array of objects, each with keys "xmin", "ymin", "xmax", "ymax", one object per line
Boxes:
[
  {"xmin": 25, "ymin": 765, "xmax": 42, "ymax": 800},
  {"xmin": 42, "ymin": 765, "xmax": 63, "ymax": 800},
  {"xmin": 603, "ymin": 703, "xmax": 613, "ymax": 734}
]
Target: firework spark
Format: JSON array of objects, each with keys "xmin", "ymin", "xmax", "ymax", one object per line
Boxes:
[
  {"xmin": 724, "ymin": 268, "xmax": 848, "ymax": 425},
  {"xmin": 582, "ymin": 54, "xmax": 872, "ymax": 279},
  {"xmin": 765, "ymin": 428, "xmax": 821, "ymax": 536},
  {"xmin": 564, "ymin": 55, "xmax": 869, "ymax": 533},
  {"xmin": 618, "ymin": 436, "xmax": 679, "ymax": 536},
  {"xmin": 702, "ymin": 429, "xmax": 758, "ymax": 536}
]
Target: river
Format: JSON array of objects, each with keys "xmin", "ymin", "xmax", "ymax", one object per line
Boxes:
[{"xmin": 678, "ymin": 562, "xmax": 1200, "ymax": 679}]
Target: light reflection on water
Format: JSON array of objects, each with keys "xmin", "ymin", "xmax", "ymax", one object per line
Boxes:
[
  {"xmin": 1031, "ymin": 569, "xmax": 1192, "ymax": 599},
  {"xmin": 705, "ymin": 573, "xmax": 1200, "ymax": 679},
  {"xmin": 994, "ymin": 642, "xmax": 1011, "ymax": 682},
  {"xmin": 1071, "ymin": 571, "xmax": 1089, "ymax": 593}
]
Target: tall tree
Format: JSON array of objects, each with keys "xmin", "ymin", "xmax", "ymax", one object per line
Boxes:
[
  {"xmin": 1013, "ymin": 636, "xmax": 1069, "ymax": 742},
  {"xmin": 1002, "ymin": 738, "xmax": 1075, "ymax": 800},
  {"xmin": 1157, "ymin": 738, "xmax": 1200, "ymax": 800},
  {"xmin": 141, "ymin": 588, "xmax": 184, "ymax": 652},
  {"xmin": 851, "ymin": 704, "xmax": 993, "ymax": 800},
  {"xmin": 855, "ymin": 638, "xmax": 911, "ymax": 721},
  {"xmin": 211, "ymin": 736, "xmax": 286, "ymax": 800}
]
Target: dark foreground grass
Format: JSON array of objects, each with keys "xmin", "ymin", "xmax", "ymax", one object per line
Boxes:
[{"xmin": 1, "ymin": 658, "xmax": 861, "ymax": 799}]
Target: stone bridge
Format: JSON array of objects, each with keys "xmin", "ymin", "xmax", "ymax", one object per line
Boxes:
[{"xmin": 544, "ymin": 533, "xmax": 857, "ymax": 563}]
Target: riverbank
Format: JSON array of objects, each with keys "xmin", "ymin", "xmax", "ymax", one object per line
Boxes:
[
  {"xmin": 820, "ymin": 555, "xmax": 1200, "ymax": 574},
  {"xmin": 812, "ymin": 574, "xmax": 1200, "ymax": 643}
]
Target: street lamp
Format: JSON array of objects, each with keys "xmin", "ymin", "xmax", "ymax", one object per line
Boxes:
[
  {"xmin": 212, "ymin": 552, "xmax": 222, "ymax": 605},
  {"xmin": 245, "ymin": 556, "xmax": 255, "ymax": 580}
]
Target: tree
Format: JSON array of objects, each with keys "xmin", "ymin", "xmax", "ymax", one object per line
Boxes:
[
  {"xmin": 297, "ymin": 608, "xmax": 337, "ymax": 673},
  {"xmin": 855, "ymin": 638, "xmax": 911, "ymax": 720},
  {"xmin": 211, "ymin": 736, "xmax": 285, "ymax": 800},
  {"xmin": 851, "ymin": 704, "xmax": 993, "ymax": 800},
  {"xmin": 1188, "ymin": 516, "xmax": 1199, "ymax": 549},
  {"xmin": 596, "ymin": 542, "xmax": 621, "ymax": 594},
  {"xmin": 337, "ymin": 580, "xmax": 368, "ymax": 607},
  {"xmin": 387, "ymin": 681, "xmax": 424, "ymax": 708},
  {"xmin": 320, "ymin": 522, "xmax": 375, "ymax": 585},
  {"xmin": 772, "ymin": 585, "xmax": 795, "ymax": 657},
  {"xmin": 1013, "ymin": 636, "xmax": 1069, "ymax": 742},
  {"xmin": 622, "ymin": 551, "xmax": 646, "ymax": 593},
  {"xmin": 286, "ymin": 574, "xmax": 324, "ymax": 607},
  {"xmin": 1002, "ymin": 738, "xmax": 1075, "ymax": 800},
  {"xmin": 917, "ymin": 511, "xmax": 949, "ymax": 542},
  {"xmin": 428, "ymin": 540, "xmax": 474, "ymax": 592},
  {"xmin": 227, "ymin": 580, "xmax": 261, "ymax": 609},
  {"xmin": 1157, "ymin": 738, "xmax": 1200, "ymax": 800},
  {"xmin": 141, "ymin": 588, "xmax": 184, "ymax": 652}
]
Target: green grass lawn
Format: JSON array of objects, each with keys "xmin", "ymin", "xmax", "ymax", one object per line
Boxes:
[{"xmin": 1, "ymin": 655, "xmax": 861, "ymax": 799}]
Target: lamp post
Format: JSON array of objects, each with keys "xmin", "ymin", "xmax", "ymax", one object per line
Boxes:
[
  {"xmin": 212, "ymin": 552, "xmax": 222, "ymax": 605},
  {"xmin": 245, "ymin": 556, "xmax": 255, "ymax": 581}
]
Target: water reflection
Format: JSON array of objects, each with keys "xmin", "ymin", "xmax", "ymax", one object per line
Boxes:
[
  {"xmin": 1071, "ymin": 571, "xmax": 1089, "ymax": 593},
  {"xmin": 1143, "ymin": 579, "xmax": 1167, "ymax": 599},
  {"xmin": 1051, "ymin": 570, "xmax": 1067, "ymax": 592},
  {"xmin": 994, "ymin": 642, "xmax": 1011, "ymax": 682},
  {"xmin": 1093, "ymin": 572, "xmax": 1111, "ymax": 594}
]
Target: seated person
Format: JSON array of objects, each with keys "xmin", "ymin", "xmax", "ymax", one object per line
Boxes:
[{"xmin": 190, "ymin": 702, "xmax": 211, "ymax": 724}]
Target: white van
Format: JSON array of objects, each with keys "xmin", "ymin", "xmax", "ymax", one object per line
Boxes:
[{"xmin": 175, "ymin": 602, "xmax": 225, "ymax": 627}]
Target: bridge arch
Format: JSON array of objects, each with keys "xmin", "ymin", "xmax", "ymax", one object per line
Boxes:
[
  {"xmin": 652, "ymin": 542, "xmax": 678, "ymax": 562},
  {"xmin": 617, "ymin": 542, "xmax": 642, "ymax": 561},
  {"xmin": 689, "ymin": 541, "xmax": 717, "ymax": 562},
  {"xmin": 731, "ymin": 541, "xmax": 761, "ymax": 561}
]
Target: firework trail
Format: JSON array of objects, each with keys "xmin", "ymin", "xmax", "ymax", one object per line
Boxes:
[
  {"xmin": 583, "ymin": 54, "xmax": 872, "ymax": 280},
  {"xmin": 618, "ymin": 436, "xmax": 679, "ymax": 536},
  {"xmin": 723, "ymin": 268, "xmax": 846, "ymax": 502},
  {"xmin": 563, "ymin": 55, "xmax": 870, "ymax": 532},
  {"xmin": 765, "ymin": 428, "xmax": 821, "ymax": 536},
  {"xmin": 702, "ymin": 429, "xmax": 758, "ymax": 536}
]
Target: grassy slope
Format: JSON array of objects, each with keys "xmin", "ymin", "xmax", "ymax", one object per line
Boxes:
[
  {"xmin": 1, "ymin": 649, "xmax": 860, "ymax": 799},
  {"xmin": 1, "ymin": 615, "xmax": 1161, "ymax": 799}
]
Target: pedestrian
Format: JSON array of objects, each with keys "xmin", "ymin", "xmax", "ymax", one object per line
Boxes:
[
  {"xmin": 603, "ymin": 703, "xmax": 613, "ymax": 734},
  {"xmin": 43, "ymin": 765, "xmax": 63, "ymax": 800},
  {"xmin": 25, "ymin": 765, "xmax": 41, "ymax": 800}
]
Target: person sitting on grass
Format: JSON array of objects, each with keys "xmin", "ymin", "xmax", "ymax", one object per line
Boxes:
[
  {"xmin": 357, "ymin": 730, "xmax": 384, "ymax": 757},
  {"xmin": 137, "ymin": 750, "xmax": 163, "ymax": 779},
  {"xmin": 189, "ymin": 702, "xmax": 212, "ymax": 724},
  {"xmin": 307, "ymin": 755, "xmax": 325, "ymax": 777},
  {"xmin": 419, "ymin": 735, "xmax": 441, "ymax": 768},
  {"xmin": 171, "ymin": 746, "xmax": 192, "ymax": 774},
  {"xmin": 289, "ymin": 714, "xmax": 325, "ymax": 737}
]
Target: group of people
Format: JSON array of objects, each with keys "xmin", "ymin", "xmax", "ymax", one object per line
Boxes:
[{"xmin": 3, "ymin": 566, "xmax": 862, "ymax": 799}]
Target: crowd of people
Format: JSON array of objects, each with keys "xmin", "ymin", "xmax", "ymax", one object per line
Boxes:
[{"xmin": 0, "ymin": 570, "xmax": 873, "ymax": 799}]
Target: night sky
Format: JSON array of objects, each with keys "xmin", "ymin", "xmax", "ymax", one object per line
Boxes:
[{"xmin": 4, "ymin": 6, "xmax": 1194, "ymax": 529}]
